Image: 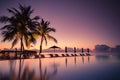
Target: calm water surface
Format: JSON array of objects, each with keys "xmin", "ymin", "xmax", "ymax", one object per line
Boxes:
[{"xmin": 0, "ymin": 53, "xmax": 120, "ymax": 80}]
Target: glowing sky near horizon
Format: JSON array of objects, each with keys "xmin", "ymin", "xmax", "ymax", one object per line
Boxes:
[{"xmin": 0, "ymin": 0, "xmax": 120, "ymax": 50}]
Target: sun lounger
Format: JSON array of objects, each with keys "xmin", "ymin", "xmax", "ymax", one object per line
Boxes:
[
  {"xmin": 34, "ymin": 55, "xmax": 39, "ymax": 58},
  {"xmin": 80, "ymin": 53, "xmax": 85, "ymax": 56},
  {"xmin": 74, "ymin": 54, "xmax": 77, "ymax": 56},
  {"xmin": 62, "ymin": 54, "xmax": 66, "ymax": 57},
  {"xmin": 41, "ymin": 54, "xmax": 45, "ymax": 58},
  {"xmin": 49, "ymin": 54, "xmax": 54, "ymax": 57},
  {"xmin": 71, "ymin": 54, "xmax": 74, "ymax": 56},
  {"xmin": 23, "ymin": 54, "xmax": 29, "ymax": 59},
  {"xmin": 66, "ymin": 54, "xmax": 69, "ymax": 56},
  {"xmin": 55, "ymin": 54, "xmax": 58, "ymax": 57},
  {"xmin": 86, "ymin": 53, "xmax": 91, "ymax": 56}
]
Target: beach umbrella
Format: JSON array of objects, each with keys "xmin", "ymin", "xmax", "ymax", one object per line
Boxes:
[{"xmin": 49, "ymin": 45, "xmax": 61, "ymax": 52}]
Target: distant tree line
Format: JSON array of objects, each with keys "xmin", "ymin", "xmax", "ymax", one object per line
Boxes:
[{"xmin": 94, "ymin": 44, "xmax": 120, "ymax": 53}]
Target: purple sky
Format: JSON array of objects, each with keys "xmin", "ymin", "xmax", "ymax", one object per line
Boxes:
[{"xmin": 0, "ymin": 0, "xmax": 120, "ymax": 49}]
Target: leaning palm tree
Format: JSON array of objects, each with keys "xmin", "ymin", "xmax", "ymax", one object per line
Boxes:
[
  {"xmin": 37, "ymin": 19, "xmax": 57, "ymax": 55},
  {"xmin": 0, "ymin": 4, "xmax": 39, "ymax": 53}
]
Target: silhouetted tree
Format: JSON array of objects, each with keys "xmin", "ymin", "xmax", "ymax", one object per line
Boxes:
[
  {"xmin": 95, "ymin": 44, "xmax": 110, "ymax": 52},
  {"xmin": 36, "ymin": 19, "xmax": 57, "ymax": 55},
  {"xmin": 0, "ymin": 4, "xmax": 39, "ymax": 52},
  {"xmin": 111, "ymin": 45, "xmax": 120, "ymax": 53}
]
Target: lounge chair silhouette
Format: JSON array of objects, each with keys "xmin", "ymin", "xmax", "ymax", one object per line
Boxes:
[
  {"xmin": 66, "ymin": 54, "xmax": 69, "ymax": 56},
  {"xmin": 62, "ymin": 54, "xmax": 66, "ymax": 57},
  {"xmin": 55, "ymin": 54, "xmax": 59, "ymax": 57},
  {"xmin": 74, "ymin": 54, "xmax": 77, "ymax": 56},
  {"xmin": 34, "ymin": 55, "xmax": 39, "ymax": 58},
  {"xmin": 86, "ymin": 53, "xmax": 91, "ymax": 56},
  {"xmin": 41, "ymin": 54, "xmax": 45, "ymax": 58},
  {"xmin": 49, "ymin": 54, "xmax": 54, "ymax": 57},
  {"xmin": 71, "ymin": 54, "xmax": 74, "ymax": 56},
  {"xmin": 80, "ymin": 53, "xmax": 85, "ymax": 56}
]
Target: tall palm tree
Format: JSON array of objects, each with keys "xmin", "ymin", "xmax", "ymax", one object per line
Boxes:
[
  {"xmin": 37, "ymin": 19, "xmax": 57, "ymax": 55},
  {"xmin": 0, "ymin": 4, "xmax": 39, "ymax": 52}
]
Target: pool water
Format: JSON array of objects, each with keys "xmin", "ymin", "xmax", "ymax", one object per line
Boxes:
[{"xmin": 0, "ymin": 54, "xmax": 120, "ymax": 80}]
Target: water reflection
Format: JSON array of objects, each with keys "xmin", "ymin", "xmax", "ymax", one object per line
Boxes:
[
  {"xmin": 20, "ymin": 65, "xmax": 36, "ymax": 80},
  {"xmin": 82, "ymin": 56, "xmax": 84, "ymax": 64},
  {"xmin": 9, "ymin": 60, "xmax": 16, "ymax": 79},
  {"xmin": 0, "ymin": 55, "xmax": 120, "ymax": 80},
  {"xmin": 95, "ymin": 55, "xmax": 110, "ymax": 61},
  {"xmin": 0, "ymin": 58, "xmax": 58, "ymax": 80},
  {"xmin": 88, "ymin": 56, "xmax": 90, "ymax": 63},
  {"xmin": 39, "ymin": 58, "xmax": 58, "ymax": 80},
  {"xmin": 18, "ymin": 59, "xmax": 24, "ymax": 80},
  {"xmin": 0, "ymin": 56, "xmax": 93, "ymax": 80},
  {"xmin": 74, "ymin": 57, "xmax": 76, "ymax": 65},
  {"xmin": 115, "ymin": 56, "xmax": 120, "ymax": 60},
  {"xmin": 0, "ymin": 60, "xmax": 17, "ymax": 80},
  {"xmin": 65, "ymin": 57, "xmax": 68, "ymax": 68}
]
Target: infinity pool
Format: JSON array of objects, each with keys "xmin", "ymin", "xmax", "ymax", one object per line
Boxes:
[{"xmin": 0, "ymin": 53, "xmax": 120, "ymax": 80}]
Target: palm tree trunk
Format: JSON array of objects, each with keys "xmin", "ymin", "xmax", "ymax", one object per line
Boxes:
[
  {"xmin": 20, "ymin": 37, "xmax": 22, "ymax": 58},
  {"xmin": 39, "ymin": 58, "xmax": 42, "ymax": 80},
  {"xmin": 39, "ymin": 36, "xmax": 43, "ymax": 55},
  {"xmin": 39, "ymin": 45, "xmax": 42, "ymax": 54},
  {"xmin": 18, "ymin": 58, "xmax": 22, "ymax": 80},
  {"xmin": 20, "ymin": 36, "xmax": 24, "ymax": 58}
]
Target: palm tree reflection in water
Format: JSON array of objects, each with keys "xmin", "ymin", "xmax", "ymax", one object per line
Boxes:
[
  {"xmin": 0, "ymin": 59, "xmax": 58, "ymax": 80},
  {"xmin": 82, "ymin": 56, "xmax": 84, "ymax": 64},
  {"xmin": 81, "ymin": 56, "xmax": 90, "ymax": 64},
  {"xmin": 65, "ymin": 57, "xmax": 68, "ymax": 68},
  {"xmin": 0, "ymin": 60, "xmax": 17, "ymax": 80},
  {"xmin": 39, "ymin": 58, "xmax": 57, "ymax": 80},
  {"xmin": 88, "ymin": 56, "xmax": 90, "ymax": 63},
  {"xmin": 74, "ymin": 57, "xmax": 76, "ymax": 65}
]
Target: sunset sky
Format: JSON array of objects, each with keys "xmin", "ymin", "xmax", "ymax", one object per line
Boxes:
[{"xmin": 0, "ymin": 0, "xmax": 120, "ymax": 50}]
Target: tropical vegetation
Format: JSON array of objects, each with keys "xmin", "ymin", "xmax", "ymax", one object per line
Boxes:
[
  {"xmin": 0, "ymin": 4, "xmax": 57, "ymax": 55},
  {"xmin": 36, "ymin": 19, "xmax": 57, "ymax": 55}
]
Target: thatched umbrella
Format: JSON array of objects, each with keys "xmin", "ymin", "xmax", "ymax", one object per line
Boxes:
[{"xmin": 49, "ymin": 45, "xmax": 61, "ymax": 52}]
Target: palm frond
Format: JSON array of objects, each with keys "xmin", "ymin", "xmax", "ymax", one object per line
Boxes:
[
  {"xmin": 2, "ymin": 29, "xmax": 16, "ymax": 42},
  {"xmin": 0, "ymin": 16, "xmax": 9, "ymax": 23},
  {"xmin": 41, "ymin": 19, "xmax": 45, "ymax": 25},
  {"xmin": 46, "ymin": 34, "xmax": 57, "ymax": 43},
  {"xmin": 23, "ymin": 33, "xmax": 29, "ymax": 47},
  {"xmin": 43, "ymin": 35, "xmax": 47, "ymax": 45},
  {"xmin": 25, "ymin": 38, "xmax": 31, "ymax": 48},
  {"xmin": 29, "ymin": 32, "xmax": 37, "ymax": 44},
  {"xmin": 11, "ymin": 37, "xmax": 19, "ymax": 48},
  {"xmin": 12, "ymin": 8, "xmax": 21, "ymax": 17},
  {"xmin": 30, "ymin": 37, "xmax": 36, "ymax": 45},
  {"xmin": 46, "ymin": 28, "xmax": 56, "ymax": 33},
  {"xmin": 31, "ymin": 32, "xmax": 39, "ymax": 40},
  {"xmin": 32, "ymin": 16, "xmax": 40, "ymax": 20},
  {"xmin": 7, "ymin": 8, "xmax": 18, "ymax": 16}
]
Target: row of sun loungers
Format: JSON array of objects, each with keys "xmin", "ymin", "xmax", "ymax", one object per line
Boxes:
[
  {"xmin": 0, "ymin": 53, "xmax": 91, "ymax": 60},
  {"xmin": 34, "ymin": 53, "xmax": 91, "ymax": 58}
]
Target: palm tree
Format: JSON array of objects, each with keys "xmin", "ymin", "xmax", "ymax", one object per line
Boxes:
[
  {"xmin": 0, "ymin": 4, "xmax": 39, "ymax": 52},
  {"xmin": 37, "ymin": 19, "xmax": 57, "ymax": 55}
]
